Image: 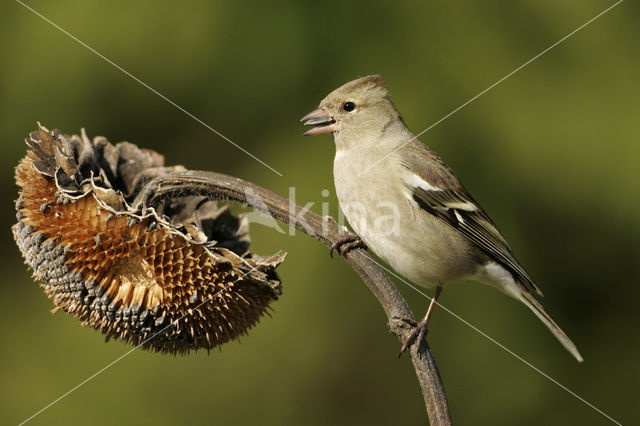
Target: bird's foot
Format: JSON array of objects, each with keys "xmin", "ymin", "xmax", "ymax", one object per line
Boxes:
[
  {"xmin": 398, "ymin": 317, "xmax": 429, "ymax": 357},
  {"xmin": 397, "ymin": 285, "xmax": 443, "ymax": 357},
  {"xmin": 330, "ymin": 233, "xmax": 367, "ymax": 258}
]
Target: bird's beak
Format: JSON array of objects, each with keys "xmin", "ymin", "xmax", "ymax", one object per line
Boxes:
[{"xmin": 301, "ymin": 107, "xmax": 337, "ymax": 136}]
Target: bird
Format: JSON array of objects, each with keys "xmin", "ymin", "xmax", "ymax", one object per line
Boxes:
[{"xmin": 301, "ymin": 75, "xmax": 582, "ymax": 362}]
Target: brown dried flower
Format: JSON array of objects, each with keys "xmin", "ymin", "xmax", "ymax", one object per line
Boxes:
[{"xmin": 13, "ymin": 124, "xmax": 285, "ymax": 353}]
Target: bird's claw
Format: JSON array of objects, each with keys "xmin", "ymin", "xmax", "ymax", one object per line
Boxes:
[
  {"xmin": 398, "ymin": 319, "xmax": 429, "ymax": 357},
  {"xmin": 330, "ymin": 234, "xmax": 367, "ymax": 258}
]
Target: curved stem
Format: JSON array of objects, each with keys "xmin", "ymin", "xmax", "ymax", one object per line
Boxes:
[{"xmin": 135, "ymin": 170, "xmax": 451, "ymax": 425}]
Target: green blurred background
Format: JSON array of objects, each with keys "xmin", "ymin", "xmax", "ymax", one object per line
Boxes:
[{"xmin": 1, "ymin": 1, "xmax": 638, "ymax": 425}]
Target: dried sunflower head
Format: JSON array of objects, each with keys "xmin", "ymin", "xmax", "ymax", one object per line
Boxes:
[{"xmin": 13, "ymin": 124, "xmax": 285, "ymax": 353}]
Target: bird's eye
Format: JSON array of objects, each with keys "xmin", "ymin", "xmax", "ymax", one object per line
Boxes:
[{"xmin": 342, "ymin": 101, "xmax": 356, "ymax": 112}]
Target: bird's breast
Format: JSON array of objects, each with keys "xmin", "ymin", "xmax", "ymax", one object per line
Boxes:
[{"xmin": 332, "ymin": 149, "xmax": 477, "ymax": 287}]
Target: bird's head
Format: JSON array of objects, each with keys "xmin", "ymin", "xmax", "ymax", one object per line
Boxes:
[{"xmin": 301, "ymin": 75, "xmax": 401, "ymax": 144}]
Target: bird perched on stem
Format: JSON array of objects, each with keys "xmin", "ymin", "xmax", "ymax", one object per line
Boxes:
[{"xmin": 302, "ymin": 75, "xmax": 582, "ymax": 362}]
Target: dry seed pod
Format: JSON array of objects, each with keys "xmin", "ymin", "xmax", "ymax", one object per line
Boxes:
[{"xmin": 13, "ymin": 124, "xmax": 285, "ymax": 353}]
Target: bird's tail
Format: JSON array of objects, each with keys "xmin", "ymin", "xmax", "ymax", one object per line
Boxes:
[{"xmin": 520, "ymin": 291, "xmax": 583, "ymax": 362}]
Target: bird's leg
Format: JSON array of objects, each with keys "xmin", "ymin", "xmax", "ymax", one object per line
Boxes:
[
  {"xmin": 330, "ymin": 233, "xmax": 367, "ymax": 258},
  {"xmin": 399, "ymin": 285, "xmax": 443, "ymax": 355}
]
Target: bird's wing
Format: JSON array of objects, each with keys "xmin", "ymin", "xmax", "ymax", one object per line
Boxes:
[{"xmin": 399, "ymin": 145, "xmax": 541, "ymax": 296}]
